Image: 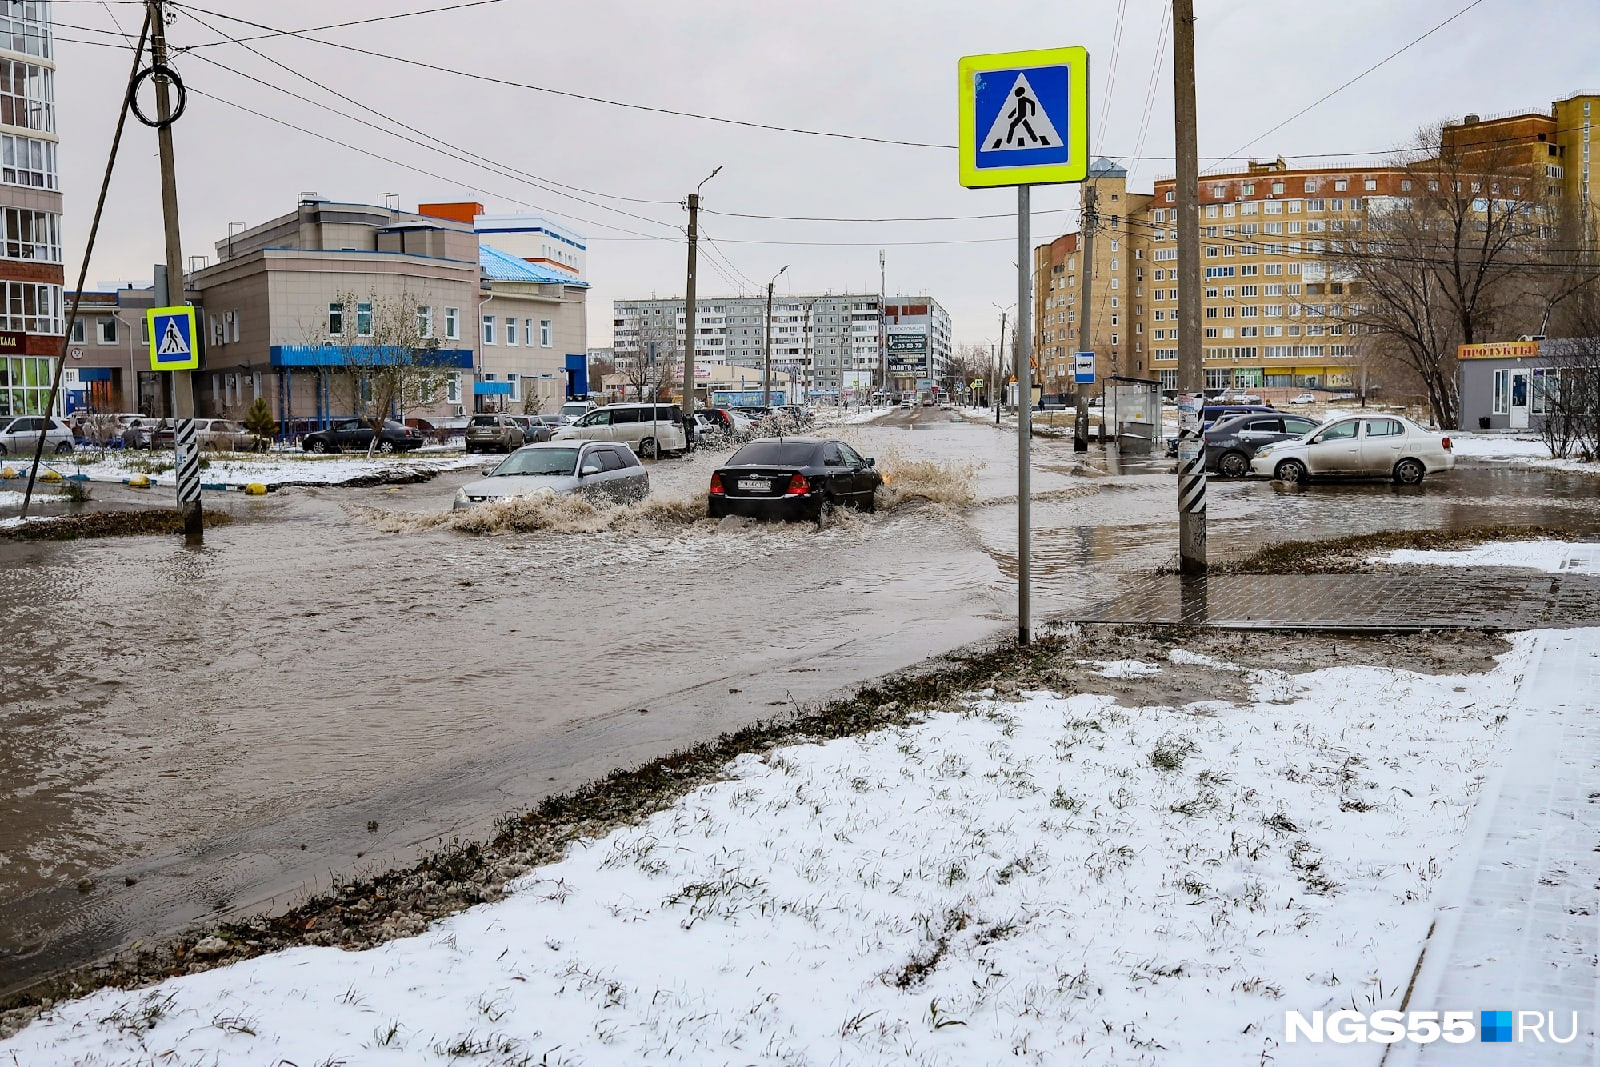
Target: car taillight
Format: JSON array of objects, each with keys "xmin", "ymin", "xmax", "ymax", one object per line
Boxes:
[
  {"xmin": 785, "ymin": 473, "xmax": 809, "ymax": 496},
  {"xmin": 1441, "ymin": 436, "xmax": 1452, "ymax": 450},
  {"xmin": 709, "ymin": 472, "xmax": 725, "ymax": 496}
]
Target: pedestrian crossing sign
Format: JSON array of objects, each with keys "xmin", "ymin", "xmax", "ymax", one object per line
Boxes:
[
  {"xmin": 147, "ymin": 306, "xmax": 198, "ymax": 371},
  {"xmin": 958, "ymin": 47, "xmax": 1089, "ymax": 188}
]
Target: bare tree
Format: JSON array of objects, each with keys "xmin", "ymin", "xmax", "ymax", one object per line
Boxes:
[
  {"xmin": 324, "ymin": 290, "xmax": 456, "ymax": 455},
  {"xmin": 624, "ymin": 325, "xmax": 682, "ymax": 403},
  {"xmin": 1332, "ymin": 123, "xmax": 1558, "ymax": 427},
  {"xmin": 947, "ymin": 343, "xmax": 990, "ymax": 404},
  {"xmin": 588, "ymin": 356, "xmax": 615, "ymax": 399}
]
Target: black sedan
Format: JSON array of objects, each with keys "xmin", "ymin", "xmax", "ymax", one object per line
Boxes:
[
  {"xmin": 708, "ymin": 437, "xmax": 880, "ymax": 523},
  {"xmin": 302, "ymin": 418, "xmax": 425, "ymax": 453},
  {"xmin": 1204, "ymin": 411, "xmax": 1321, "ymax": 476}
]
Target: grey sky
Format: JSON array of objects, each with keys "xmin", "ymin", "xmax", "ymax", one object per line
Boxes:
[{"xmin": 57, "ymin": 0, "xmax": 1598, "ymax": 352}]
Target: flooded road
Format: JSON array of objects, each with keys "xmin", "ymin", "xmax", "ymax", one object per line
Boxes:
[{"xmin": 3, "ymin": 408, "xmax": 1598, "ymax": 993}]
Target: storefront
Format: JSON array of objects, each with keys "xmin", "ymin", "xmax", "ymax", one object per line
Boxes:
[{"xmin": 0, "ymin": 354, "xmax": 59, "ymax": 417}]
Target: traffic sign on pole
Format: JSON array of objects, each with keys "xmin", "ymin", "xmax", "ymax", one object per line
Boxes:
[
  {"xmin": 147, "ymin": 305, "xmax": 197, "ymax": 371},
  {"xmin": 958, "ymin": 47, "xmax": 1090, "ymax": 189},
  {"xmin": 1074, "ymin": 351, "xmax": 1096, "ymax": 384}
]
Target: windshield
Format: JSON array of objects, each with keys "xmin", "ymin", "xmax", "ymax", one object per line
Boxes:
[
  {"xmin": 728, "ymin": 440, "xmax": 821, "ymax": 466},
  {"xmin": 470, "ymin": 415, "xmax": 500, "ymax": 427},
  {"xmin": 560, "ymin": 404, "xmax": 588, "ymax": 416},
  {"xmin": 492, "ymin": 447, "xmax": 580, "ymax": 476}
]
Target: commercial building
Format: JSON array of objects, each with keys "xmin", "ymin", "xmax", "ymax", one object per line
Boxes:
[
  {"xmin": 1034, "ymin": 92, "xmax": 1600, "ymax": 400},
  {"xmin": 0, "ymin": 1, "xmax": 64, "ymax": 418},
  {"xmin": 612, "ymin": 291, "xmax": 951, "ymax": 401}
]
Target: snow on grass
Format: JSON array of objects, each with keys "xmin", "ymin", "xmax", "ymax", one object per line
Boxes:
[
  {"xmin": 1445, "ymin": 433, "xmax": 1600, "ymax": 473},
  {"xmin": 1085, "ymin": 658, "xmax": 1162, "ymax": 678},
  {"xmin": 39, "ymin": 449, "xmax": 485, "ymax": 488},
  {"xmin": 1166, "ymin": 648, "xmax": 1244, "ymax": 672},
  {"xmin": 1, "ymin": 640, "xmax": 1536, "ymax": 1065},
  {"xmin": 1373, "ymin": 538, "xmax": 1600, "ymax": 574}
]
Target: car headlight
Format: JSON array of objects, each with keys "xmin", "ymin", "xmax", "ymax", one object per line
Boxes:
[
  {"xmin": 453, "ymin": 487, "xmax": 470, "ymax": 507},
  {"xmin": 1253, "ymin": 446, "xmax": 1274, "ymax": 459},
  {"xmin": 518, "ymin": 486, "xmax": 557, "ymax": 500}
]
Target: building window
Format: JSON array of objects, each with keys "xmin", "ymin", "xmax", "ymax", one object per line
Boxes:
[
  {"xmin": 1333, "ymin": 179, "xmax": 1348, "ymax": 191},
  {"xmin": 1364, "ymin": 179, "xmax": 1377, "ymax": 191},
  {"xmin": 540, "ymin": 319, "xmax": 553, "ymax": 347},
  {"xmin": 1271, "ymin": 182, "xmax": 1284, "ymax": 195},
  {"xmin": 446, "ymin": 373, "xmax": 461, "ymax": 404},
  {"xmin": 445, "ymin": 307, "xmax": 460, "ymax": 340},
  {"xmin": 97, "ymin": 317, "xmax": 116, "ymax": 344},
  {"xmin": 482, "ymin": 314, "xmax": 495, "ymax": 345},
  {"xmin": 1, "ymin": 207, "xmax": 59, "ymax": 262},
  {"xmin": 508, "ymin": 373, "xmax": 521, "ymax": 402},
  {"xmin": 328, "ymin": 302, "xmax": 344, "ymax": 336},
  {"xmin": 0, "ymin": 58, "xmax": 54, "ymax": 133},
  {"xmin": 1, "ymin": 133, "xmax": 57, "ymax": 189},
  {"xmin": 505, "ymin": 317, "xmax": 518, "ymax": 346},
  {"xmin": 1492, "ymin": 369, "xmax": 1508, "ymax": 415},
  {"xmin": 356, "ymin": 302, "xmax": 373, "ymax": 337},
  {"xmin": 0, "ymin": 281, "xmax": 60, "ymax": 334},
  {"xmin": 524, "ymin": 318, "xmax": 534, "ymax": 346},
  {"xmin": 417, "ymin": 305, "xmax": 433, "ymax": 338},
  {"xmin": 69, "ymin": 317, "xmax": 84, "ymax": 343}
]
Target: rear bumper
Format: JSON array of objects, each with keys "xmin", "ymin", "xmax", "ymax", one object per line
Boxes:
[{"xmin": 707, "ymin": 493, "xmax": 820, "ymax": 521}]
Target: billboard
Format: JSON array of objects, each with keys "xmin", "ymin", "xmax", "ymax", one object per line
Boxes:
[{"xmin": 886, "ymin": 329, "xmax": 927, "ymax": 353}]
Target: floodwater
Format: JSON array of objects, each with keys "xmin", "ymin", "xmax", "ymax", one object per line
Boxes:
[{"xmin": 2, "ymin": 408, "xmax": 1598, "ymax": 994}]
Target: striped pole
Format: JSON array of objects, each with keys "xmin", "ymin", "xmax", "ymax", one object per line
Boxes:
[{"xmin": 173, "ymin": 417, "xmax": 203, "ymax": 508}]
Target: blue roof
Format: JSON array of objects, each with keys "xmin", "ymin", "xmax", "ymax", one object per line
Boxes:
[{"xmin": 479, "ymin": 244, "xmax": 588, "ymax": 287}]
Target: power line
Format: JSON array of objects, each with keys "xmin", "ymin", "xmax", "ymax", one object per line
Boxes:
[
  {"xmin": 1226, "ymin": 0, "xmax": 1492, "ymax": 160},
  {"xmin": 181, "ymin": 0, "xmax": 515, "ymax": 47}
]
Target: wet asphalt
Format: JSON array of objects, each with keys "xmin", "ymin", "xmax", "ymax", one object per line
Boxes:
[{"xmin": 2, "ymin": 407, "xmax": 1597, "ymax": 995}]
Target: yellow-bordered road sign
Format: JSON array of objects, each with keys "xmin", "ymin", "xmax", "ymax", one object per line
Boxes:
[
  {"xmin": 148, "ymin": 305, "xmax": 197, "ymax": 371},
  {"xmin": 958, "ymin": 47, "xmax": 1089, "ymax": 188}
]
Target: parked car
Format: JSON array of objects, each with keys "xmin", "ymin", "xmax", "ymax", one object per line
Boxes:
[
  {"xmin": 697, "ymin": 408, "xmax": 753, "ymax": 442},
  {"xmin": 773, "ymin": 404, "xmax": 813, "ymax": 427},
  {"xmin": 464, "ymin": 413, "xmax": 526, "ymax": 454},
  {"xmin": 558, "ymin": 399, "xmax": 597, "ymax": 424},
  {"xmin": 506, "ymin": 415, "xmax": 556, "ymax": 445},
  {"xmin": 552, "ymin": 403, "xmax": 687, "ymax": 458},
  {"xmin": 405, "ymin": 416, "xmax": 469, "ymax": 444},
  {"xmin": 1166, "ymin": 404, "xmax": 1281, "ymax": 456},
  {"xmin": 453, "ymin": 442, "xmax": 648, "ymax": 509},
  {"xmin": 1204, "ymin": 412, "xmax": 1322, "ymax": 477},
  {"xmin": 1222, "ymin": 392, "xmax": 1262, "ymax": 404},
  {"xmin": 1250, "ymin": 415, "xmax": 1455, "ymax": 485},
  {"xmin": 145, "ymin": 417, "xmax": 257, "ymax": 452},
  {"xmin": 118, "ymin": 415, "xmax": 160, "ymax": 449},
  {"xmin": 1290, "ymin": 393, "xmax": 1317, "ymax": 405},
  {"xmin": 301, "ymin": 418, "xmax": 425, "ymax": 454},
  {"xmin": 708, "ymin": 436, "xmax": 881, "ymax": 523},
  {"xmin": 0, "ymin": 415, "xmax": 73, "ymax": 454},
  {"xmin": 899, "ymin": 398, "xmax": 912, "ymax": 409}
]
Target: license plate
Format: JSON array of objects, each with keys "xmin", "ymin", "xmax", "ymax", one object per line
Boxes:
[{"xmin": 736, "ymin": 479, "xmax": 768, "ymax": 492}]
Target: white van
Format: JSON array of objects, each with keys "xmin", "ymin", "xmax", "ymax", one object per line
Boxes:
[
  {"xmin": 558, "ymin": 400, "xmax": 597, "ymax": 424},
  {"xmin": 552, "ymin": 403, "xmax": 687, "ymax": 458}
]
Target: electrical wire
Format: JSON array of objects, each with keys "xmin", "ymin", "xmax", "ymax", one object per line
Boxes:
[{"xmin": 181, "ymin": 0, "xmax": 516, "ymax": 47}]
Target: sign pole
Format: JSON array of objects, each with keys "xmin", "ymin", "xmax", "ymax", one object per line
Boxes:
[
  {"xmin": 149, "ymin": 0, "xmax": 203, "ymax": 544},
  {"xmin": 1016, "ymin": 184, "xmax": 1033, "ymax": 645},
  {"xmin": 1173, "ymin": 0, "xmax": 1207, "ymax": 573}
]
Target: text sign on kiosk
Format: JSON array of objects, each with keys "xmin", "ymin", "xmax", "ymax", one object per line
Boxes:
[
  {"xmin": 147, "ymin": 306, "xmax": 197, "ymax": 371},
  {"xmin": 958, "ymin": 47, "xmax": 1089, "ymax": 189}
]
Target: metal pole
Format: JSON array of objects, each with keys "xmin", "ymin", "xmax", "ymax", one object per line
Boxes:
[
  {"xmin": 682, "ymin": 192, "xmax": 699, "ymax": 416},
  {"xmin": 150, "ymin": 0, "xmax": 203, "ymax": 545},
  {"xmin": 763, "ymin": 279, "xmax": 773, "ymax": 407},
  {"xmin": 878, "ymin": 250, "xmax": 887, "ymax": 401},
  {"xmin": 1174, "ymin": 0, "xmax": 1206, "ymax": 573},
  {"xmin": 1016, "ymin": 185, "xmax": 1033, "ymax": 646},
  {"xmin": 1074, "ymin": 183, "xmax": 1097, "ymax": 452}
]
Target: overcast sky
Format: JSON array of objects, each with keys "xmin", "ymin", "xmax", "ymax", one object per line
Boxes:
[{"xmin": 56, "ymin": 0, "xmax": 1600, "ymax": 351}]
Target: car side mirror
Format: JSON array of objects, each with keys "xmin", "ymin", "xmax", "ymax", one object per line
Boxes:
[
  {"xmin": 580, "ymin": 460, "xmax": 603, "ymax": 476},
  {"xmin": 482, "ymin": 465, "xmax": 497, "ymax": 475},
  {"xmin": 865, "ymin": 457, "xmax": 875, "ymax": 467}
]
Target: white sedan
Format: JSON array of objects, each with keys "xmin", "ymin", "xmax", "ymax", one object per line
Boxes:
[
  {"xmin": 1249, "ymin": 414, "xmax": 1455, "ymax": 485},
  {"xmin": 1290, "ymin": 393, "xmax": 1317, "ymax": 404}
]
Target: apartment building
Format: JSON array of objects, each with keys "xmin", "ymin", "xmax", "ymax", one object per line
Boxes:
[
  {"xmin": 421, "ymin": 201, "xmax": 587, "ymax": 281},
  {"xmin": 613, "ymin": 292, "xmax": 952, "ymax": 401},
  {"xmin": 0, "ymin": 1, "xmax": 64, "ymax": 418},
  {"xmin": 1036, "ymin": 92, "xmax": 1600, "ymax": 397}
]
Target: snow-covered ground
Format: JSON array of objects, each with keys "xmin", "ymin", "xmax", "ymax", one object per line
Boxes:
[
  {"xmin": 813, "ymin": 405, "xmax": 896, "ymax": 428},
  {"xmin": 3, "ymin": 637, "xmax": 1536, "ymax": 1065},
  {"xmin": 0, "ymin": 449, "xmax": 484, "ymax": 489},
  {"xmin": 1373, "ymin": 538, "xmax": 1600, "ymax": 574},
  {"xmin": 1445, "ymin": 432, "xmax": 1600, "ymax": 473}
]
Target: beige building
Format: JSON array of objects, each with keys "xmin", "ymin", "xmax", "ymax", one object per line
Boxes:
[{"xmin": 1035, "ymin": 91, "xmax": 1600, "ymax": 398}]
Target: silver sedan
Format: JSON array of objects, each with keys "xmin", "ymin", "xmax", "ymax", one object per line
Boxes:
[
  {"xmin": 1249, "ymin": 414, "xmax": 1456, "ymax": 485},
  {"xmin": 453, "ymin": 441, "xmax": 649, "ymax": 509}
]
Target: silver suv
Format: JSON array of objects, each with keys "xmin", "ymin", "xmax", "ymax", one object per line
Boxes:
[{"xmin": 465, "ymin": 413, "xmax": 525, "ymax": 454}]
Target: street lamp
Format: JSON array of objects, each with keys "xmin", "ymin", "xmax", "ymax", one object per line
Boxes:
[{"xmin": 763, "ymin": 264, "xmax": 788, "ymax": 407}]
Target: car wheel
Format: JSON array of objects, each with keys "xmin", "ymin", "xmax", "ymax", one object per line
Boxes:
[
  {"xmin": 862, "ymin": 490, "xmax": 877, "ymax": 514},
  {"xmin": 54, "ymin": 441, "xmax": 72, "ymax": 454},
  {"xmin": 0, "ymin": 443, "xmax": 7, "ymax": 454},
  {"xmin": 378, "ymin": 439, "xmax": 396, "ymax": 454},
  {"xmin": 637, "ymin": 436, "xmax": 658, "ymax": 459},
  {"xmin": 1393, "ymin": 458, "xmax": 1426, "ymax": 485},
  {"xmin": 1217, "ymin": 450, "xmax": 1250, "ymax": 478},
  {"xmin": 308, "ymin": 438, "xmax": 329, "ymax": 454},
  {"xmin": 815, "ymin": 497, "xmax": 835, "ymax": 527},
  {"xmin": 1274, "ymin": 459, "xmax": 1308, "ymax": 485}
]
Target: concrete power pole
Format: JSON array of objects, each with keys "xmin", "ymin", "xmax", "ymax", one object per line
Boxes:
[
  {"xmin": 1074, "ymin": 182, "xmax": 1098, "ymax": 452},
  {"xmin": 1173, "ymin": 0, "xmax": 1207, "ymax": 573},
  {"xmin": 878, "ymin": 249, "xmax": 887, "ymax": 400},
  {"xmin": 681, "ymin": 167, "xmax": 720, "ymax": 418},
  {"xmin": 150, "ymin": 0, "xmax": 203, "ymax": 545},
  {"xmin": 762, "ymin": 265, "xmax": 787, "ymax": 407}
]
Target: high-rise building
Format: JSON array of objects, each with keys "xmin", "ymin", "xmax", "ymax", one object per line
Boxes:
[
  {"xmin": 1035, "ymin": 92, "xmax": 1600, "ymax": 398},
  {"xmin": 0, "ymin": 1, "xmax": 64, "ymax": 418},
  {"xmin": 612, "ymin": 292, "xmax": 952, "ymax": 400}
]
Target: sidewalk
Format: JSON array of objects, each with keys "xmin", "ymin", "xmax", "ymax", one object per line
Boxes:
[{"xmin": 1398, "ymin": 626, "xmax": 1600, "ymax": 1064}]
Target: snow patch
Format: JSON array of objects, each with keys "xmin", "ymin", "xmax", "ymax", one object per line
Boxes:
[{"xmin": 1373, "ymin": 539, "xmax": 1600, "ymax": 574}]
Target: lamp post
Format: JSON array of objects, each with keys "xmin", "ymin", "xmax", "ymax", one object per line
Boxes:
[{"xmin": 762, "ymin": 264, "xmax": 787, "ymax": 407}]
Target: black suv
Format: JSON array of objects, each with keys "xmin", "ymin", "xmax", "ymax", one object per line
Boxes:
[{"xmin": 301, "ymin": 418, "xmax": 424, "ymax": 454}]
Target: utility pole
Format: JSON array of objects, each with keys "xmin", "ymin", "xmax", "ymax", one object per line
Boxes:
[
  {"xmin": 995, "ymin": 307, "xmax": 1008, "ymax": 424},
  {"xmin": 150, "ymin": 0, "xmax": 203, "ymax": 544},
  {"xmin": 682, "ymin": 167, "xmax": 720, "ymax": 418},
  {"xmin": 1173, "ymin": 0, "xmax": 1207, "ymax": 573},
  {"xmin": 878, "ymin": 249, "xmax": 887, "ymax": 401},
  {"xmin": 1074, "ymin": 182, "xmax": 1098, "ymax": 452},
  {"xmin": 762, "ymin": 264, "xmax": 787, "ymax": 407},
  {"xmin": 1015, "ymin": 185, "xmax": 1034, "ymax": 645}
]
